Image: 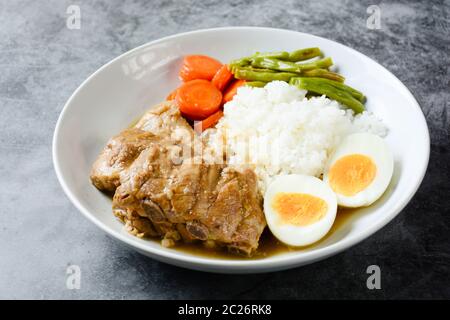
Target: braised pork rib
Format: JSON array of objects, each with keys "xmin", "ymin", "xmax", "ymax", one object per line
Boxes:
[{"xmin": 90, "ymin": 102, "xmax": 265, "ymax": 255}]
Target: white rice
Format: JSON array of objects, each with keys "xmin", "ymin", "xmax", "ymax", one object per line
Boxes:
[{"xmin": 208, "ymin": 81, "xmax": 387, "ymax": 191}]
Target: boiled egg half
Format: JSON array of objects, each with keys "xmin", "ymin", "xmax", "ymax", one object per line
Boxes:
[
  {"xmin": 323, "ymin": 133, "xmax": 393, "ymax": 208},
  {"xmin": 264, "ymin": 174, "xmax": 337, "ymax": 246}
]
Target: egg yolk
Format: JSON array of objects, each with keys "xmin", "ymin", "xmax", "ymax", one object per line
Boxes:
[
  {"xmin": 328, "ymin": 154, "xmax": 377, "ymax": 196},
  {"xmin": 272, "ymin": 193, "xmax": 328, "ymax": 226}
]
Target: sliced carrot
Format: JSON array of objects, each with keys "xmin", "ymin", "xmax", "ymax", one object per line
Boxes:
[
  {"xmin": 179, "ymin": 55, "xmax": 223, "ymax": 82},
  {"xmin": 222, "ymin": 79, "xmax": 246, "ymax": 104},
  {"xmin": 194, "ymin": 110, "xmax": 223, "ymax": 133},
  {"xmin": 211, "ymin": 65, "xmax": 234, "ymax": 91},
  {"xmin": 175, "ymin": 79, "xmax": 222, "ymax": 120},
  {"xmin": 166, "ymin": 88, "xmax": 178, "ymax": 101}
]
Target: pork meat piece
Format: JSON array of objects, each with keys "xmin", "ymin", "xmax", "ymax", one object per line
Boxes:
[
  {"xmin": 90, "ymin": 128, "xmax": 157, "ymax": 192},
  {"xmin": 90, "ymin": 101, "xmax": 195, "ymax": 192},
  {"xmin": 112, "ymin": 142, "xmax": 265, "ymax": 255}
]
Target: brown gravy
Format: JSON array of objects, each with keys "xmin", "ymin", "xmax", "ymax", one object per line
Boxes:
[{"xmin": 169, "ymin": 207, "xmax": 357, "ymax": 260}]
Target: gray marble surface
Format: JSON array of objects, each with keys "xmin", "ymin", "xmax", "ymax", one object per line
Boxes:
[{"xmin": 0, "ymin": 0, "xmax": 449, "ymax": 299}]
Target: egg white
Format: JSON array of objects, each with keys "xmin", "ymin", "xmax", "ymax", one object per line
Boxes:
[
  {"xmin": 323, "ymin": 133, "xmax": 394, "ymax": 207},
  {"xmin": 264, "ymin": 174, "xmax": 337, "ymax": 247}
]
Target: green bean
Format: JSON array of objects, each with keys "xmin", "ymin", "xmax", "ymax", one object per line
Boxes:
[
  {"xmin": 250, "ymin": 57, "xmax": 333, "ymax": 73},
  {"xmin": 245, "ymin": 81, "xmax": 267, "ymax": 87},
  {"xmin": 233, "ymin": 67, "xmax": 297, "ymax": 82},
  {"xmin": 230, "ymin": 65, "xmax": 277, "ymax": 73},
  {"xmin": 326, "ymin": 79, "xmax": 365, "ymax": 102},
  {"xmin": 302, "ymin": 69, "xmax": 345, "ymax": 82},
  {"xmin": 230, "ymin": 52, "xmax": 289, "ymax": 70},
  {"xmin": 229, "ymin": 57, "xmax": 251, "ymax": 68},
  {"xmin": 291, "ymin": 77, "xmax": 364, "ymax": 102},
  {"xmin": 254, "ymin": 51, "xmax": 290, "ymax": 60},
  {"xmin": 287, "ymin": 47, "xmax": 323, "ymax": 61},
  {"xmin": 297, "ymin": 57, "xmax": 333, "ymax": 69},
  {"xmin": 250, "ymin": 57, "xmax": 300, "ymax": 73},
  {"xmin": 290, "ymin": 77, "xmax": 365, "ymax": 113}
]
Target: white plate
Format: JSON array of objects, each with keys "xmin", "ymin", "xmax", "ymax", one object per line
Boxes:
[{"xmin": 53, "ymin": 27, "xmax": 429, "ymax": 273}]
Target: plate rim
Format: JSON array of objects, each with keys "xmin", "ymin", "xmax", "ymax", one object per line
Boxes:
[{"xmin": 52, "ymin": 26, "xmax": 430, "ymax": 272}]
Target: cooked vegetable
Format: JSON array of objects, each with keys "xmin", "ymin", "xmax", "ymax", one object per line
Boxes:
[
  {"xmin": 250, "ymin": 57, "xmax": 333, "ymax": 73},
  {"xmin": 229, "ymin": 57, "xmax": 251, "ymax": 68},
  {"xmin": 229, "ymin": 52, "xmax": 288, "ymax": 68},
  {"xmin": 223, "ymin": 79, "xmax": 246, "ymax": 103},
  {"xmin": 292, "ymin": 77, "xmax": 364, "ymax": 102},
  {"xmin": 286, "ymin": 47, "xmax": 322, "ymax": 62},
  {"xmin": 302, "ymin": 69, "xmax": 345, "ymax": 82},
  {"xmin": 212, "ymin": 65, "xmax": 234, "ymax": 91},
  {"xmin": 176, "ymin": 79, "xmax": 222, "ymax": 120},
  {"xmin": 323, "ymin": 78, "xmax": 365, "ymax": 102},
  {"xmin": 246, "ymin": 81, "xmax": 267, "ymax": 87},
  {"xmin": 174, "ymin": 49, "xmax": 367, "ymax": 121},
  {"xmin": 230, "ymin": 65, "xmax": 277, "ymax": 74},
  {"xmin": 194, "ymin": 110, "xmax": 224, "ymax": 132},
  {"xmin": 254, "ymin": 51, "xmax": 290, "ymax": 60},
  {"xmin": 233, "ymin": 68, "xmax": 297, "ymax": 82},
  {"xmin": 229, "ymin": 47, "xmax": 321, "ymax": 68},
  {"xmin": 179, "ymin": 55, "xmax": 223, "ymax": 82},
  {"xmin": 290, "ymin": 77, "xmax": 365, "ymax": 113}
]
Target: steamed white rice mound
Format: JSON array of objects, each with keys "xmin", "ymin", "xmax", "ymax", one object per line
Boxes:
[{"xmin": 209, "ymin": 81, "xmax": 387, "ymax": 191}]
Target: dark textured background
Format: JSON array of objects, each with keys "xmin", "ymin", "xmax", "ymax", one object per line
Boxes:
[{"xmin": 0, "ymin": 0, "xmax": 449, "ymax": 299}]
